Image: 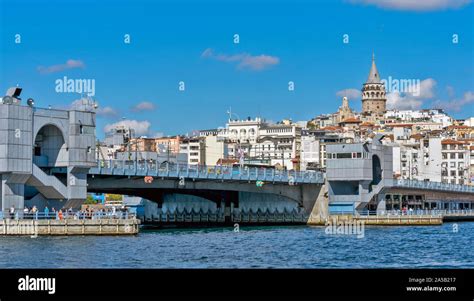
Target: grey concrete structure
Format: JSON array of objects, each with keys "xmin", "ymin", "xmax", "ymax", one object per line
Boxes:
[
  {"xmin": 326, "ymin": 134, "xmax": 393, "ymax": 213},
  {"xmin": 86, "ymin": 168, "xmax": 325, "ymax": 223},
  {"xmin": 0, "ymin": 88, "xmax": 96, "ymax": 211},
  {"xmin": 326, "ymin": 135, "xmax": 474, "ymax": 214}
]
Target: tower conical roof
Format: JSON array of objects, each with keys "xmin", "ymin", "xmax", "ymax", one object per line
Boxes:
[{"xmin": 366, "ymin": 53, "xmax": 381, "ymax": 84}]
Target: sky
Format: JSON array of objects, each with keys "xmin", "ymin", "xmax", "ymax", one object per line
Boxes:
[{"xmin": 0, "ymin": 0, "xmax": 473, "ymax": 139}]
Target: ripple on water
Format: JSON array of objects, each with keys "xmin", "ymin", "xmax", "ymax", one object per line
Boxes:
[{"xmin": 0, "ymin": 223, "xmax": 473, "ymax": 268}]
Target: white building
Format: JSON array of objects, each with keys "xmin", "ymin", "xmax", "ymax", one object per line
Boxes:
[
  {"xmin": 464, "ymin": 117, "xmax": 474, "ymax": 127},
  {"xmin": 392, "ymin": 137, "xmax": 442, "ymax": 182},
  {"xmin": 180, "ymin": 137, "xmax": 205, "ymax": 165},
  {"xmin": 300, "ymin": 135, "xmax": 320, "ymax": 171},
  {"xmin": 204, "ymin": 135, "xmax": 228, "ymax": 166},
  {"xmin": 217, "ymin": 117, "xmax": 302, "ymax": 170},
  {"xmin": 441, "ymin": 139, "xmax": 471, "ymax": 185},
  {"xmin": 385, "ymin": 109, "xmax": 453, "ymax": 127}
]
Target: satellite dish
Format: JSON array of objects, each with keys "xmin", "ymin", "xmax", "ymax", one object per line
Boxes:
[
  {"xmin": 27, "ymin": 98, "xmax": 35, "ymax": 107},
  {"xmin": 2, "ymin": 96, "xmax": 13, "ymax": 105}
]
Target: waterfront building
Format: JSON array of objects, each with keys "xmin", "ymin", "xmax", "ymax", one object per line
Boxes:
[
  {"xmin": 469, "ymin": 143, "xmax": 474, "ymax": 185},
  {"xmin": 155, "ymin": 136, "xmax": 181, "ymax": 155},
  {"xmin": 306, "ymin": 128, "xmax": 352, "ymax": 170},
  {"xmin": 392, "ymin": 136, "xmax": 442, "ymax": 182},
  {"xmin": 104, "ymin": 125, "xmax": 134, "ymax": 147},
  {"xmin": 255, "ymin": 122, "xmax": 302, "ymax": 170},
  {"xmin": 0, "ymin": 87, "xmax": 96, "ymax": 211},
  {"xmin": 204, "ymin": 135, "xmax": 228, "ymax": 166},
  {"xmin": 180, "ymin": 136, "xmax": 206, "ymax": 165},
  {"xmin": 129, "ymin": 137, "xmax": 157, "ymax": 152},
  {"xmin": 215, "ymin": 117, "xmax": 302, "ymax": 170},
  {"xmin": 326, "ymin": 134, "xmax": 393, "ymax": 213},
  {"xmin": 300, "ymin": 135, "xmax": 320, "ymax": 171},
  {"xmin": 441, "ymin": 139, "xmax": 471, "ymax": 185}
]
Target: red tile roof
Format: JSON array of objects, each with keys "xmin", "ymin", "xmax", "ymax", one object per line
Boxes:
[{"xmin": 340, "ymin": 117, "xmax": 361, "ymax": 124}]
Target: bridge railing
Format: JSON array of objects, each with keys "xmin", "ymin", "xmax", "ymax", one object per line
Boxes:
[
  {"xmin": 357, "ymin": 209, "xmax": 443, "ymax": 217},
  {"xmin": 391, "ymin": 179, "xmax": 474, "ymax": 193},
  {"xmin": 94, "ymin": 159, "xmax": 324, "ymax": 183},
  {"xmin": 426, "ymin": 209, "xmax": 474, "ymax": 216},
  {"xmin": 357, "ymin": 209, "xmax": 474, "ymax": 217},
  {"xmin": 0, "ymin": 210, "xmax": 136, "ymax": 220}
]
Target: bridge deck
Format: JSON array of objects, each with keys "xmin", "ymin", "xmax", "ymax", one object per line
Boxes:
[
  {"xmin": 88, "ymin": 160, "xmax": 325, "ymax": 184},
  {"xmin": 389, "ymin": 179, "xmax": 474, "ymax": 194}
]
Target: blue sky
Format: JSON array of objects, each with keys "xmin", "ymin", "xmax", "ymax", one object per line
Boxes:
[{"xmin": 1, "ymin": 0, "xmax": 473, "ymax": 138}]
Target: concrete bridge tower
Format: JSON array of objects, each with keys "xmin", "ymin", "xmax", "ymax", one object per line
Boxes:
[{"xmin": 0, "ymin": 87, "xmax": 96, "ymax": 212}]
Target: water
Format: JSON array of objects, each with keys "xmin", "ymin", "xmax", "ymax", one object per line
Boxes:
[{"xmin": 0, "ymin": 222, "xmax": 473, "ymax": 268}]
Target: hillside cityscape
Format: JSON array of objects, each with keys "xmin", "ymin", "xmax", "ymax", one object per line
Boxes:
[{"xmin": 97, "ymin": 56, "xmax": 474, "ymax": 187}]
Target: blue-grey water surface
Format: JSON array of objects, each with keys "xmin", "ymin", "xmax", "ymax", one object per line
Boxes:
[{"xmin": 1, "ymin": 222, "xmax": 473, "ymax": 268}]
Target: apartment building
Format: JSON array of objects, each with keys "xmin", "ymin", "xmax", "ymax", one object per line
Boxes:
[
  {"xmin": 180, "ymin": 137, "xmax": 206, "ymax": 165},
  {"xmin": 441, "ymin": 139, "xmax": 470, "ymax": 185}
]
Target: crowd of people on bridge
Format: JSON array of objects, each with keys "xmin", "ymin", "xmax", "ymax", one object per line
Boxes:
[{"xmin": 5, "ymin": 205, "xmax": 131, "ymax": 220}]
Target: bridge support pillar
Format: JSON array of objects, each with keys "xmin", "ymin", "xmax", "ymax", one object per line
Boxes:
[
  {"xmin": 376, "ymin": 193, "xmax": 386, "ymax": 214},
  {"xmin": 66, "ymin": 167, "xmax": 89, "ymax": 209},
  {"xmin": 1, "ymin": 174, "xmax": 28, "ymax": 213}
]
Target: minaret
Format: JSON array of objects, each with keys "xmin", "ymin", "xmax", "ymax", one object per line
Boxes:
[{"xmin": 361, "ymin": 53, "xmax": 386, "ymax": 115}]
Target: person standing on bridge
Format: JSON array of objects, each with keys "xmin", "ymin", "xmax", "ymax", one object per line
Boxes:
[
  {"xmin": 44, "ymin": 206, "xmax": 49, "ymax": 219},
  {"xmin": 31, "ymin": 206, "xmax": 38, "ymax": 220},
  {"xmin": 9, "ymin": 205, "xmax": 15, "ymax": 219}
]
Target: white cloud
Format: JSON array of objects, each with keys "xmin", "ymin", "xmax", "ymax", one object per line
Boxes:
[
  {"xmin": 417, "ymin": 78, "xmax": 437, "ymax": 99},
  {"xmin": 348, "ymin": 0, "xmax": 471, "ymax": 11},
  {"xmin": 97, "ymin": 106, "xmax": 118, "ymax": 118},
  {"xmin": 336, "ymin": 88, "xmax": 362, "ymax": 100},
  {"xmin": 432, "ymin": 91, "xmax": 474, "ymax": 112},
  {"xmin": 38, "ymin": 59, "xmax": 85, "ymax": 74},
  {"xmin": 387, "ymin": 91, "xmax": 424, "ymax": 110},
  {"xmin": 150, "ymin": 131, "xmax": 164, "ymax": 138},
  {"xmin": 385, "ymin": 78, "xmax": 473, "ymax": 112},
  {"xmin": 446, "ymin": 85, "xmax": 455, "ymax": 98},
  {"xmin": 238, "ymin": 55, "xmax": 280, "ymax": 71},
  {"xmin": 104, "ymin": 119, "xmax": 152, "ymax": 136},
  {"xmin": 201, "ymin": 48, "xmax": 280, "ymax": 71},
  {"xmin": 132, "ymin": 101, "xmax": 156, "ymax": 112},
  {"xmin": 386, "ymin": 78, "xmax": 436, "ymax": 110}
]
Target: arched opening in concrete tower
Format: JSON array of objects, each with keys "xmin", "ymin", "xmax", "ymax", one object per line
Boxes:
[
  {"xmin": 34, "ymin": 124, "xmax": 68, "ymax": 168},
  {"xmin": 372, "ymin": 154, "xmax": 382, "ymax": 186}
]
